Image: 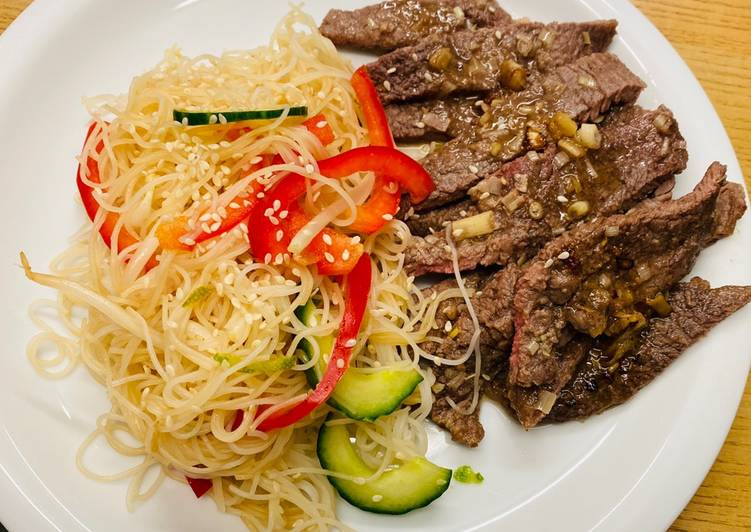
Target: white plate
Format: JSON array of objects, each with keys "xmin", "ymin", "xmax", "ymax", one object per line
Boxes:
[{"xmin": 0, "ymin": 1, "xmax": 748, "ymax": 531}]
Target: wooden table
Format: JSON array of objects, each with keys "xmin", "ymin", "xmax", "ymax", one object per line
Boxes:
[{"xmin": 1, "ymin": 0, "xmax": 749, "ymax": 530}]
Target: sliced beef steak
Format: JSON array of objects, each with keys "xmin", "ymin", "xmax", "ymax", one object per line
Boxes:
[
  {"xmin": 320, "ymin": 0, "xmax": 512, "ymax": 53},
  {"xmin": 507, "ymin": 163, "xmax": 746, "ymax": 425},
  {"xmin": 548, "ymin": 278, "xmax": 751, "ymax": 422},
  {"xmin": 422, "ymin": 267, "xmax": 520, "ymax": 446},
  {"xmin": 368, "ymin": 20, "xmax": 617, "ymax": 104},
  {"xmin": 405, "ymin": 105, "xmax": 687, "ymax": 275},
  {"xmin": 388, "ymin": 52, "xmax": 646, "ymax": 143},
  {"xmin": 408, "ymin": 53, "xmax": 645, "ymax": 211},
  {"xmin": 386, "ymin": 97, "xmax": 484, "ymax": 142}
]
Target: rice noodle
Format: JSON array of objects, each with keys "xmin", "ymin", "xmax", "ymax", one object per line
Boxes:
[
  {"xmin": 22, "ymin": 7, "xmax": 465, "ymax": 531},
  {"xmin": 443, "ymin": 225, "xmax": 482, "ymax": 416}
]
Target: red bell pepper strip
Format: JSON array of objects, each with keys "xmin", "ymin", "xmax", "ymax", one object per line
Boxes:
[
  {"xmin": 156, "ymin": 155, "xmax": 275, "ymax": 251},
  {"xmin": 351, "ymin": 66, "xmax": 394, "ymax": 149},
  {"xmin": 308, "ymin": 227, "xmax": 364, "ymax": 276},
  {"xmin": 257, "ymin": 253, "xmax": 372, "ymax": 431},
  {"xmin": 350, "ymin": 67, "xmax": 418, "ymax": 232},
  {"xmin": 185, "ymin": 475, "xmax": 213, "ymax": 498},
  {"xmin": 347, "ymin": 175, "xmax": 401, "ymax": 234},
  {"xmin": 303, "ymin": 113, "xmax": 335, "ymax": 146},
  {"xmin": 248, "ymin": 175, "xmax": 363, "ymax": 273},
  {"xmin": 318, "ymin": 146, "xmax": 435, "ymax": 204},
  {"xmin": 247, "ymin": 173, "xmax": 308, "ymax": 265},
  {"xmin": 76, "ymin": 123, "xmax": 158, "ymax": 270}
]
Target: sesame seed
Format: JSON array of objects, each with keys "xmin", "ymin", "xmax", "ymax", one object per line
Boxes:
[
  {"xmin": 208, "ymin": 114, "xmax": 218, "ymax": 124},
  {"xmin": 383, "ymin": 80, "xmax": 392, "ymax": 91},
  {"xmin": 256, "ymin": 192, "xmax": 265, "ymax": 199},
  {"xmin": 218, "ymin": 114, "xmax": 227, "ymax": 124},
  {"xmin": 444, "ymin": 320, "xmax": 453, "ymax": 332},
  {"xmin": 412, "ymin": 53, "xmax": 419, "ymax": 61},
  {"xmin": 424, "ymin": 72, "xmax": 432, "ymax": 82},
  {"xmin": 305, "ymin": 164, "xmax": 315, "ymax": 173},
  {"xmin": 382, "ymin": 213, "xmax": 394, "ymax": 221},
  {"xmin": 469, "ymin": 165, "xmax": 479, "ymax": 174},
  {"xmin": 229, "ymin": 202, "xmax": 240, "ymax": 209},
  {"xmin": 460, "ymin": 210, "xmax": 468, "ymax": 217},
  {"xmin": 544, "ymin": 258, "xmax": 554, "ymax": 268},
  {"xmin": 415, "ymin": 121, "xmax": 426, "ymax": 129},
  {"xmin": 336, "ymin": 359, "xmax": 345, "ymax": 368},
  {"xmin": 250, "ymin": 156, "xmax": 263, "ymax": 165},
  {"xmin": 276, "ymin": 230, "xmax": 284, "ymax": 242},
  {"xmin": 558, "ymin": 251, "xmax": 570, "ymax": 260},
  {"xmin": 344, "ymin": 338, "xmax": 357, "ymax": 348},
  {"xmin": 480, "ymin": 191, "xmax": 491, "ymax": 200},
  {"xmin": 199, "ymin": 213, "xmax": 212, "ymax": 222},
  {"xmin": 495, "ymin": 30, "xmax": 502, "ymax": 39},
  {"xmin": 557, "ymin": 195, "xmax": 569, "ymax": 203},
  {"xmin": 351, "ymin": 236, "xmax": 361, "ymax": 244},
  {"xmin": 324, "ymin": 252, "xmax": 335, "ymax": 263},
  {"xmin": 386, "ymin": 67, "xmax": 397, "ymax": 74},
  {"xmin": 342, "ymin": 249, "xmax": 350, "ymax": 261}
]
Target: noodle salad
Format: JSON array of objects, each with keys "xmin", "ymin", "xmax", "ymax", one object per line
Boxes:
[{"xmin": 21, "ymin": 7, "xmax": 479, "ymax": 532}]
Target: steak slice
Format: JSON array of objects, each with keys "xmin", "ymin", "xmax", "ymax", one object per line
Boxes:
[
  {"xmin": 386, "ymin": 96, "xmax": 484, "ymax": 142},
  {"xmin": 547, "ymin": 278, "xmax": 751, "ymax": 422},
  {"xmin": 409, "ymin": 53, "xmax": 646, "ymax": 211},
  {"xmin": 405, "ymin": 105, "xmax": 687, "ymax": 275},
  {"xmin": 508, "ymin": 163, "xmax": 746, "ymax": 415},
  {"xmin": 422, "ymin": 267, "xmax": 520, "ymax": 446},
  {"xmin": 387, "ymin": 50, "xmax": 648, "ymax": 143},
  {"xmin": 320, "ymin": 0, "xmax": 512, "ymax": 53},
  {"xmin": 368, "ymin": 20, "xmax": 618, "ymax": 104}
]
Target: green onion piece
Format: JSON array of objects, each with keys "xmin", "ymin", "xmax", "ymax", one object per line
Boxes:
[
  {"xmin": 453, "ymin": 465, "xmax": 484, "ymax": 484},
  {"xmin": 182, "ymin": 285, "xmax": 214, "ymax": 307}
]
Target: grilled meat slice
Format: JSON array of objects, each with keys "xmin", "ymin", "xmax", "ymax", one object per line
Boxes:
[
  {"xmin": 422, "ymin": 267, "xmax": 519, "ymax": 446},
  {"xmin": 320, "ymin": 0, "xmax": 512, "ymax": 53},
  {"xmin": 368, "ymin": 20, "xmax": 617, "ymax": 104},
  {"xmin": 408, "ymin": 53, "xmax": 645, "ymax": 211},
  {"xmin": 387, "ymin": 50, "xmax": 648, "ymax": 143},
  {"xmin": 507, "ymin": 163, "xmax": 746, "ymax": 427},
  {"xmin": 405, "ymin": 105, "xmax": 687, "ymax": 275},
  {"xmin": 547, "ymin": 278, "xmax": 751, "ymax": 422}
]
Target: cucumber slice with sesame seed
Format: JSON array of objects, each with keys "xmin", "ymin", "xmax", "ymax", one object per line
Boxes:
[
  {"xmin": 173, "ymin": 106, "xmax": 308, "ymax": 126},
  {"xmin": 317, "ymin": 417, "xmax": 452, "ymax": 515},
  {"xmin": 296, "ymin": 301, "xmax": 423, "ymax": 422}
]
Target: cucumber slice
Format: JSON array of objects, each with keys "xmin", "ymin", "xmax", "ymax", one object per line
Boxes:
[
  {"xmin": 173, "ymin": 106, "xmax": 308, "ymax": 126},
  {"xmin": 295, "ymin": 301, "xmax": 423, "ymax": 421},
  {"xmin": 317, "ymin": 420, "xmax": 451, "ymax": 514}
]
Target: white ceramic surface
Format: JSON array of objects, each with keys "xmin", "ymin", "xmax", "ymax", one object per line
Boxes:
[{"xmin": 0, "ymin": 1, "xmax": 748, "ymax": 531}]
